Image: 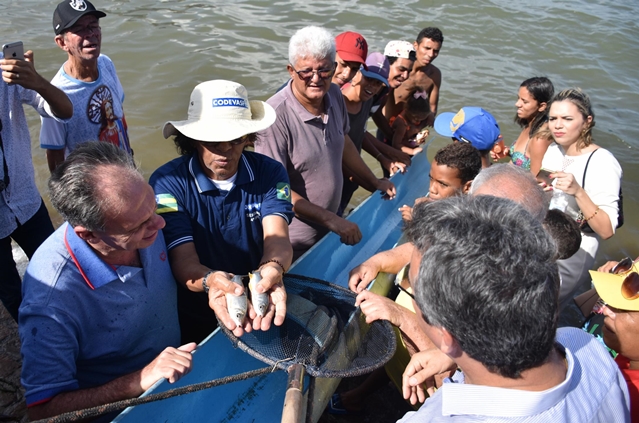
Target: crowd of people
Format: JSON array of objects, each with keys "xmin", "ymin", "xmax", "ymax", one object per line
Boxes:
[{"xmin": 0, "ymin": 0, "xmax": 634, "ymax": 421}]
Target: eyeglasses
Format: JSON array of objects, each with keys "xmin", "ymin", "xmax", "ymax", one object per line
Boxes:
[
  {"xmin": 394, "ymin": 265, "xmax": 415, "ymax": 300},
  {"xmin": 290, "ymin": 64, "xmax": 335, "ymax": 81},
  {"xmin": 611, "ymin": 257, "xmax": 639, "ymax": 300},
  {"xmin": 396, "ymin": 283, "xmax": 415, "ymax": 300}
]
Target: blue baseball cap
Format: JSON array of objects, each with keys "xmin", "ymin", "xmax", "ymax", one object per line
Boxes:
[
  {"xmin": 359, "ymin": 52, "xmax": 390, "ymax": 87},
  {"xmin": 434, "ymin": 107, "xmax": 501, "ymax": 151}
]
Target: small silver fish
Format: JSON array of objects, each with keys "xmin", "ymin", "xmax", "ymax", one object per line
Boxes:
[
  {"xmin": 249, "ymin": 271, "xmax": 269, "ymax": 317},
  {"xmin": 225, "ymin": 275, "xmax": 247, "ymax": 327}
]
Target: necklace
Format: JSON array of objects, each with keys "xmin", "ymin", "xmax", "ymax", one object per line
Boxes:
[{"xmin": 561, "ymin": 155, "xmax": 575, "ymax": 172}]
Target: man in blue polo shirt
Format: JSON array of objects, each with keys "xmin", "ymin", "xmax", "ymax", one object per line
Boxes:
[
  {"xmin": 150, "ymin": 80, "xmax": 294, "ymax": 344},
  {"xmin": 19, "ymin": 142, "xmax": 195, "ymax": 420}
]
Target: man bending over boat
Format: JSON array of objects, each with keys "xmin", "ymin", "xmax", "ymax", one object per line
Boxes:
[
  {"xmin": 255, "ymin": 26, "xmax": 396, "ymax": 260},
  {"xmin": 19, "ymin": 142, "xmax": 194, "ymax": 421},
  {"xmin": 329, "ymin": 142, "xmax": 481, "ymax": 414},
  {"xmin": 398, "ymin": 195, "xmax": 628, "ymax": 422},
  {"xmin": 151, "ymin": 80, "xmax": 294, "ymax": 344}
]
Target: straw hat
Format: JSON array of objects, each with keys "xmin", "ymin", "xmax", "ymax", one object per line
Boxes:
[
  {"xmin": 590, "ymin": 265, "xmax": 639, "ymax": 311},
  {"xmin": 163, "ymin": 80, "xmax": 276, "ymax": 142}
]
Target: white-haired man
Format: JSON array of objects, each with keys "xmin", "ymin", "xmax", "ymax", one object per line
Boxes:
[{"xmin": 256, "ymin": 26, "xmax": 396, "ymax": 259}]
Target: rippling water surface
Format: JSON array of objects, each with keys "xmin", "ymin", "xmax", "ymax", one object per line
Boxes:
[{"xmin": 3, "ymin": 0, "xmax": 638, "ymax": 262}]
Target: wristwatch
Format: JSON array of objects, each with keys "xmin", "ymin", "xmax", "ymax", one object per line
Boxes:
[{"xmin": 202, "ymin": 270, "xmax": 214, "ymax": 294}]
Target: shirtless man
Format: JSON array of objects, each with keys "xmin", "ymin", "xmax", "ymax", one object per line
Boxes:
[{"xmin": 390, "ymin": 28, "xmax": 444, "ymax": 127}]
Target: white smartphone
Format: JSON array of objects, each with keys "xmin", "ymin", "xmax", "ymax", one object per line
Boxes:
[{"xmin": 2, "ymin": 41, "xmax": 24, "ymax": 61}]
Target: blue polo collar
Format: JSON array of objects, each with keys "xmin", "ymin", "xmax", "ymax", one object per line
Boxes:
[
  {"xmin": 283, "ymin": 79, "xmax": 334, "ymax": 123},
  {"xmin": 189, "ymin": 152, "xmax": 255, "ymax": 194},
  {"xmin": 63, "ymin": 223, "xmax": 119, "ymax": 290}
]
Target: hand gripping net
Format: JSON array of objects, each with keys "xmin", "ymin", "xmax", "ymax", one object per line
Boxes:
[{"xmin": 216, "ymin": 274, "xmax": 397, "ymax": 378}]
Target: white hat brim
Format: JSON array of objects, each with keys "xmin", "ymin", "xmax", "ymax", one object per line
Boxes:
[{"xmin": 163, "ymin": 100, "xmax": 276, "ymax": 142}]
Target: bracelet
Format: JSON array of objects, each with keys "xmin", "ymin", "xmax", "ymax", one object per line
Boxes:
[
  {"xmin": 202, "ymin": 270, "xmax": 214, "ymax": 294},
  {"xmin": 375, "ymin": 152, "xmax": 383, "ymax": 160},
  {"xmin": 259, "ymin": 259, "xmax": 287, "ymax": 274},
  {"xmin": 584, "ymin": 207, "xmax": 600, "ymax": 222}
]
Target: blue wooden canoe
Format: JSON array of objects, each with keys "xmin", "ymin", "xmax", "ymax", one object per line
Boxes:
[{"xmin": 113, "ymin": 145, "xmax": 431, "ymax": 423}]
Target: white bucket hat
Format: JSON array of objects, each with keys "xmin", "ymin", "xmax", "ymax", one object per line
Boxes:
[{"xmin": 162, "ymin": 80, "xmax": 276, "ymax": 142}]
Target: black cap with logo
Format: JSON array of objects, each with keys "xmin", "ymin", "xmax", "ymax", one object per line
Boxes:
[{"xmin": 53, "ymin": 0, "xmax": 106, "ymax": 35}]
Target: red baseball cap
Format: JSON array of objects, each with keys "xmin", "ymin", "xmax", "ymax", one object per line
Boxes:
[{"xmin": 335, "ymin": 31, "xmax": 368, "ymax": 68}]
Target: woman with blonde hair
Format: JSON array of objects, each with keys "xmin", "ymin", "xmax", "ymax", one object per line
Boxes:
[{"xmin": 541, "ymin": 88, "xmax": 622, "ymax": 308}]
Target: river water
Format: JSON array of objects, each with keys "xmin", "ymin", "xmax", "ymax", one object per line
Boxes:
[{"xmin": 3, "ymin": 0, "xmax": 638, "ymax": 265}]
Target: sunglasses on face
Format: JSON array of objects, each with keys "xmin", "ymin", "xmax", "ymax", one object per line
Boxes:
[
  {"xmin": 611, "ymin": 257, "xmax": 639, "ymax": 300},
  {"xmin": 203, "ymin": 134, "xmax": 249, "ymax": 149},
  {"xmin": 290, "ymin": 64, "xmax": 335, "ymax": 81}
]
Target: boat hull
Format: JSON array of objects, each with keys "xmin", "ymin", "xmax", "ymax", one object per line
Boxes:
[{"xmin": 114, "ymin": 147, "xmax": 431, "ymax": 422}]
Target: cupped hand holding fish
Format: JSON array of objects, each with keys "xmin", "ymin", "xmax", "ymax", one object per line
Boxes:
[
  {"xmin": 250, "ymin": 264, "xmax": 287, "ymax": 331},
  {"xmin": 206, "ymin": 271, "xmax": 253, "ymax": 337}
]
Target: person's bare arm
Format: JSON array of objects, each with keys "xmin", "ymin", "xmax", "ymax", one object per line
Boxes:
[
  {"xmin": 390, "ymin": 117, "xmax": 408, "ymax": 150},
  {"xmin": 1, "ymin": 50, "xmax": 73, "ymax": 119},
  {"xmin": 371, "ymin": 100, "xmax": 394, "ymax": 140},
  {"xmin": 527, "ymin": 135, "xmax": 553, "ymax": 176},
  {"xmin": 252, "ymin": 215, "xmax": 292, "ymax": 331},
  {"xmin": 46, "ymin": 149, "xmax": 66, "ymax": 173},
  {"xmin": 291, "ymin": 190, "xmax": 362, "ymax": 245},
  {"xmin": 361, "ymin": 134, "xmax": 407, "ymax": 176},
  {"xmin": 348, "ymin": 242, "xmax": 415, "ymax": 292},
  {"xmin": 363, "ymin": 131, "xmax": 412, "ymax": 166},
  {"xmin": 342, "ymin": 135, "xmax": 396, "ymax": 199},
  {"xmin": 356, "ymin": 290, "xmax": 435, "ymax": 352},
  {"xmin": 27, "ymin": 343, "xmax": 196, "ymax": 420},
  {"xmin": 168, "ymin": 243, "xmax": 250, "ymax": 336},
  {"xmin": 551, "ymin": 171, "xmax": 615, "ymax": 239},
  {"xmin": 428, "ymin": 67, "xmax": 442, "ymax": 118}
]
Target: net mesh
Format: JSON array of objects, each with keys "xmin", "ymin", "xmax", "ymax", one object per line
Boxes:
[{"xmin": 216, "ymin": 274, "xmax": 397, "ymax": 378}]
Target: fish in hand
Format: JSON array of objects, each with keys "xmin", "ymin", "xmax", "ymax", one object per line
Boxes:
[
  {"xmin": 226, "ymin": 275, "xmax": 248, "ymax": 327},
  {"xmin": 249, "ymin": 270, "xmax": 269, "ymax": 317}
]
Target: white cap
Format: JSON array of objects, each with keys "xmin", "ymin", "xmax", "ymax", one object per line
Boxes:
[{"xmin": 383, "ymin": 40, "xmax": 415, "ymax": 59}]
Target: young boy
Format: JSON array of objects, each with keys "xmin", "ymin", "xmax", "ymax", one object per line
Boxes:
[{"xmin": 400, "ymin": 142, "xmax": 481, "ymax": 220}]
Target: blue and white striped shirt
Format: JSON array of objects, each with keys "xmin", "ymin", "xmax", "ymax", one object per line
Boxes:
[{"xmin": 398, "ymin": 327, "xmax": 629, "ymax": 422}]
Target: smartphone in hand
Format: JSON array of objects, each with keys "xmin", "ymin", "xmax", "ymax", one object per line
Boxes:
[
  {"xmin": 536, "ymin": 168, "xmax": 556, "ymax": 186},
  {"xmin": 2, "ymin": 41, "xmax": 24, "ymax": 61}
]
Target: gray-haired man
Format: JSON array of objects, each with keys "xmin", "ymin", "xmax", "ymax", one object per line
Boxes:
[
  {"xmin": 400, "ymin": 195, "xmax": 628, "ymax": 422},
  {"xmin": 256, "ymin": 25, "xmax": 396, "ymax": 260},
  {"xmin": 19, "ymin": 142, "xmax": 194, "ymax": 420}
]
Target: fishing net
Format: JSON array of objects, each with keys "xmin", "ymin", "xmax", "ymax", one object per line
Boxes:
[{"xmin": 216, "ymin": 274, "xmax": 397, "ymax": 378}]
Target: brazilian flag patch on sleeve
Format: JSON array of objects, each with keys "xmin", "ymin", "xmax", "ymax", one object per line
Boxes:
[
  {"xmin": 276, "ymin": 183, "xmax": 291, "ymax": 202},
  {"xmin": 155, "ymin": 194, "xmax": 179, "ymax": 214}
]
